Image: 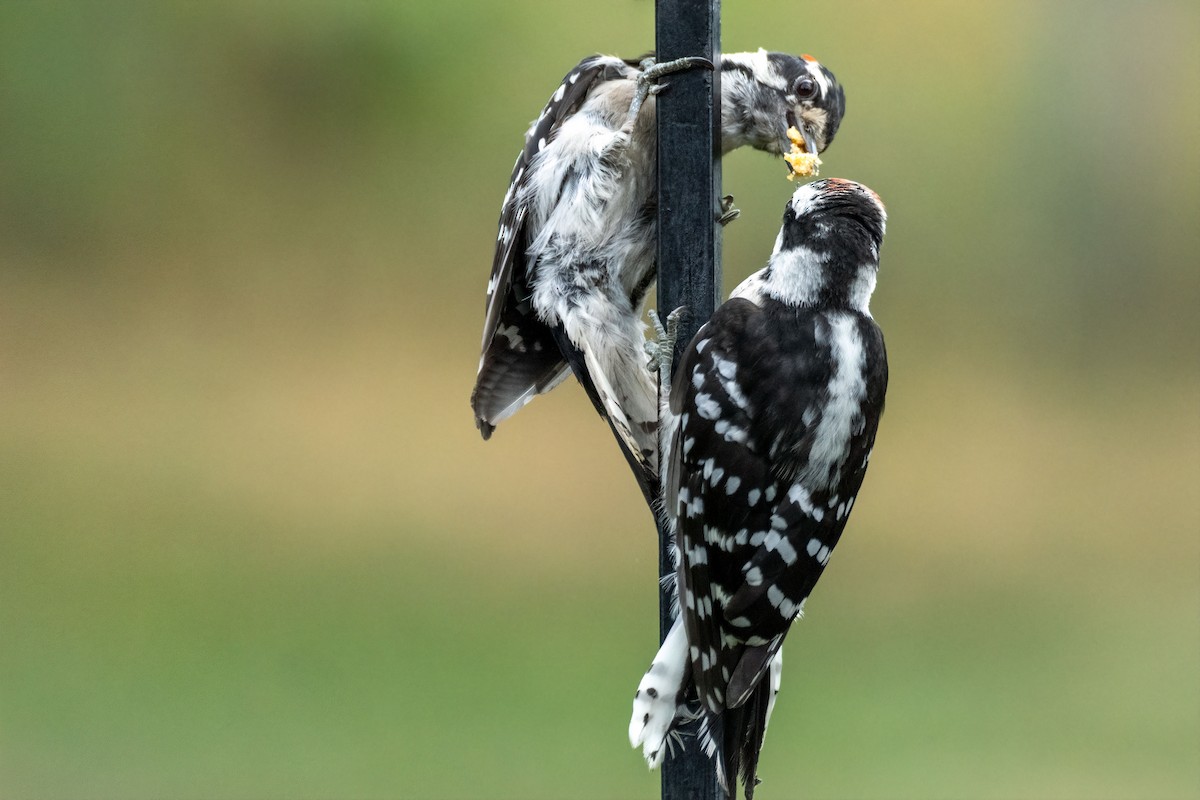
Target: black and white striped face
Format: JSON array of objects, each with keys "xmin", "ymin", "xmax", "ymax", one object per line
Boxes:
[
  {"xmin": 783, "ymin": 178, "xmax": 886, "ymax": 255},
  {"xmin": 734, "ymin": 179, "xmax": 886, "ymax": 314},
  {"xmin": 720, "ymin": 49, "xmax": 846, "ymax": 157}
]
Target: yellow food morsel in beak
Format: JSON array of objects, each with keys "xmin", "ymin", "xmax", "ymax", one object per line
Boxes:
[{"xmin": 784, "ymin": 125, "xmax": 821, "ymax": 180}]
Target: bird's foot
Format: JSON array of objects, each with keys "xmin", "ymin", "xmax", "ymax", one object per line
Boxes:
[
  {"xmin": 645, "ymin": 306, "xmax": 687, "ymax": 389},
  {"xmin": 717, "ymin": 194, "xmax": 741, "ymax": 226},
  {"xmin": 623, "ymin": 56, "xmax": 714, "ymax": 134}
]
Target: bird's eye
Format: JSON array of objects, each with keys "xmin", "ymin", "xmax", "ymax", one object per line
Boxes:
[{"xmin": 794, "ymin": 77, "xmax": 817, "ymax": 100}]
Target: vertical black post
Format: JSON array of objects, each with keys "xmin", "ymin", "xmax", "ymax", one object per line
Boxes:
[{"xmin": 656, "ymin": 1, "xmax": 725, "ymax": 799}]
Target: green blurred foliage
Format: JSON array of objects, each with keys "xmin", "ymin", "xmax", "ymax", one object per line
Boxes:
[{"xmin": 1, "ymin": 2, "xmax": 1197, "ymax": 798}]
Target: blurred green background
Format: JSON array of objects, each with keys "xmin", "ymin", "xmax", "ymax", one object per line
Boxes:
[{"xmin": 1, "ymin": 1, "xmax": 1197, "ymax": 798}]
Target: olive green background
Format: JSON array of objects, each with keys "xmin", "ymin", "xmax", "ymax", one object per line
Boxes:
[{"xmin": 2, "ymin": 2, "xmax": 1197, "ymax": 798}]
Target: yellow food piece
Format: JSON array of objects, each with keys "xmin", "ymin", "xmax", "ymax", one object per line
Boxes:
[{"xmin": 784, "ymin": 125, "xmax": 821, "ymax": 180}]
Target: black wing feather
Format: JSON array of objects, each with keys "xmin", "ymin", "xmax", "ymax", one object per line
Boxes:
[
  {"xmin": 670, "ymin": 298, "xmax": 887, "ymax": 796},
  {"xmin": 472, "ymin": 56, "xmax": 630, "ymax": 434}
]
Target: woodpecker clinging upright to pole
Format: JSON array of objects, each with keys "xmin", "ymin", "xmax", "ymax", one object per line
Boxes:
[
  {"xmin": 470, "ymin": 50, "xmax": 846, "ymax": 501},
  {"xmin": 629, "ymin": 179, "xmax": 889, "ymax": 798}
]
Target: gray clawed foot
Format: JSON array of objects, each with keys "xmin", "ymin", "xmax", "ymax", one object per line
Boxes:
[
  {"xmin": 624, "ymin": 56, "xmax": 715, "ymax": 133},
  {"xmin": 639, "ymin": 56, "xmax": 715, "ymax": 83},
  {"xmin": 646, "ymin": 306, "xmax": 688, "ymax": 388},
  {"xmin": 718, "ymin": 194, "xmax": 741, "ymax": 226}
]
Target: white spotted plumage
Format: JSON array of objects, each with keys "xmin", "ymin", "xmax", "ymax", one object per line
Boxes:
[{"xmin": 629, "ymin": 180, "xmax": 889, "ymax": 798}]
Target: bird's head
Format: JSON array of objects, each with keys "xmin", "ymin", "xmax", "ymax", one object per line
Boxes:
[
  {"xmin": 719, "ymin": 50, "xmax": 845, "ymax": 168},
  {"xmin": 782, "ymin": 178, "xmax": 886, "ymax": 254},
  {"xmin": 757, "ymin": 179, "xmax": 886, "ymax": 311}
]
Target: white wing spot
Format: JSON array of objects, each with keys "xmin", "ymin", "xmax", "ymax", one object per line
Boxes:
[
  {"xmin": 495, "ymin": 323, "xmax": 526, "ymax": 353},
  {"xmin": 775, "ymin": 536, "xmax": 798, "ymax": 565},
  {"xmin": 695, "ymin": 393, "xmax": 721, "ymax": 420},
  {"xmin": 767, "ymin": 585, "xmax": 795, "ymax": 617},
  {"xmin": 788, "ymin": 483, "xmax": 812, "ymax": 509},
  {"xmin": 723, "ymin": 424, "xmax": 748, "ymax": 444}
]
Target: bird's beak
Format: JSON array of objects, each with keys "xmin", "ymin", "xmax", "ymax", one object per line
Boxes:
[
  {"xmin": 799, "ymin": 123, "xmax": 819, "ymax": 157},
  {"xmin": 782, "ymin": 110, "xmax": 818, "ymax": 157},
  {"xmin": 782, "ymin": 110, "xmax": 798, "ymax": 155}
]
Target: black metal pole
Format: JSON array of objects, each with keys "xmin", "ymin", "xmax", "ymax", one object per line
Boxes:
[{"xmin": 655, "ymin": 1, "xmax": 725, "ymax": 799}]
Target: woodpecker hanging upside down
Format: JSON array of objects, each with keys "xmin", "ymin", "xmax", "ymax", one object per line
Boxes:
[
  {"xmin": 629, "ymin": 179, "xmax": 889, "ymax": 799},
  {"xmin": 470, "ymin": 50, "xmax": 846, "ymax": 502}
]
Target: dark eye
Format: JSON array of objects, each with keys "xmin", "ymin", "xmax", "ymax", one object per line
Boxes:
[{"xmin": 794, "ymin": 77, "xmax": 817, "ymax": 100}]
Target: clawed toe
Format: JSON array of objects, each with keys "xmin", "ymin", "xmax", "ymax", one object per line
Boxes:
[
  {"xmin": 646, "ymin": 307, "xmax": 687, "ymax": 386},
  {"xmin": 718, "ymin": 194, "xmax": 741, "ymax": 226}
]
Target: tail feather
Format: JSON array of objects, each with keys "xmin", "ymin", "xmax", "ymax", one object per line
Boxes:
[
  {"xmin": 629, "ymin": 619, "xmax": 692, "ymax": 767},
  {"xmin": 736, "ymin": 683, "xmax": 772, "ymax": 799},
  {"xmin": 698, "ymin": 681, "xmax": 772, "ymax": 800},
  {"xmin": 472, "ymin": 313, "xmax": 569, "ymax": 437}
]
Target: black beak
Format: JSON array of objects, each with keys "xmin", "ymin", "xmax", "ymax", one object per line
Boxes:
[
  {"xmin": 782, "ymin": 110, "xmax": 819, "ymax": 156},
  {"xmin": 782, "ymin": 110, "xmax": 820, "ymax": 158},
  {"xmin": 799, "ymin": 123, "xmax": 819, "ymax": 156},
  {"xmin": 782, "ymin": 110, "xmax": 798, "ymax": 154}
]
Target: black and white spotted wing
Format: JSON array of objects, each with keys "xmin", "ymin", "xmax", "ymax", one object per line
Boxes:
[
  {"xmin": 471, "ymin": 55, "xmax": 642, "ymax": 439},
  {"xmin": 629, "ymin": 179, "xmax": 888, "ymax": 797},
  {"xmin": 665, "ymin": 295, "xmax": 887, "ymax": 783}
]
